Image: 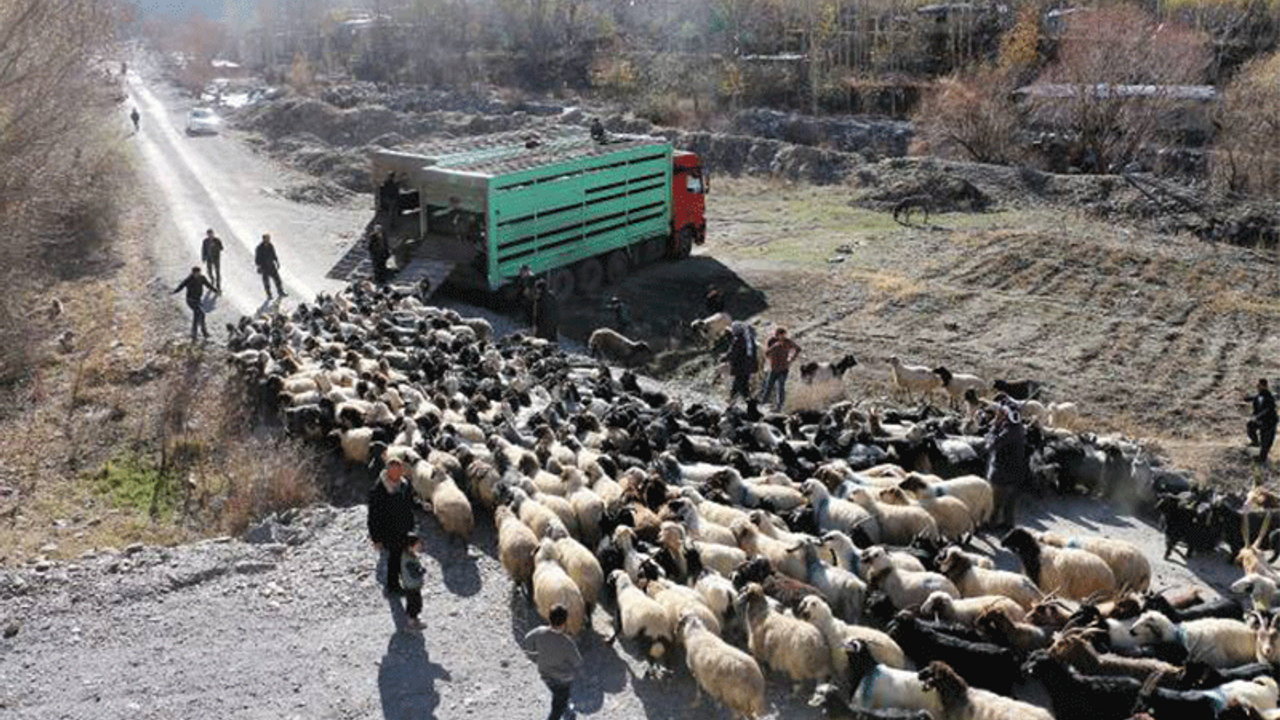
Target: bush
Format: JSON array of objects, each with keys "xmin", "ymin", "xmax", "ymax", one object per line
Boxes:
[
  {"xmin": 213, "ymin": 435, "xmax": 323, "ymax": 536},
  {"xmin": 913, "ymin": 65, "xmax": 1023, "ymax": 164},
  {"xmin": 1212, "ymin": 50, "xmax": 1280, "ymax": 197}
]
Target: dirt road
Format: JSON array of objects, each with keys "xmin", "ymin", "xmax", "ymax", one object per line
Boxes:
[{"xmin": 126, "ymin": 59, "xmax": 364, "ymax": 319}]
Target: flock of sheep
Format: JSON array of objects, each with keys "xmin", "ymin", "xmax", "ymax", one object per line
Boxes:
[{"xmin": 227, "ymin": 282, "xmax": 1280, "ymax": 720}]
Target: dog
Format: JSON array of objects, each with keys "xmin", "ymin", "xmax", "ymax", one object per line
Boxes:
[{"xmin": 892, "ymin": 195, "xmax": 933, "ymax": 226}]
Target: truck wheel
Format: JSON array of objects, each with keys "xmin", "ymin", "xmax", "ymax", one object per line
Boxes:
[
  {"xmin": 549, "ymin": 267, "xmax": 575, "ymax": 299},
  {"xmin": 638, "ymin": 237, "xmax": 666, "ymax": 265},
  {"xmin": 671, "ymin": 228, "xmax": 694, "ymax": 260},
  {"xmin": 604, "ymin": 250, "xmax": 630, "ymax": 285},
  {"xmin": 575, "ymin": 258, "xmax": 603, "ymax": 296}
]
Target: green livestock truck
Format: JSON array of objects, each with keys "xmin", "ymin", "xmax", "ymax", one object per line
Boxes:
[{"xmin": 339, "ymin": 127, "xmax": 708, "ymax": 299}]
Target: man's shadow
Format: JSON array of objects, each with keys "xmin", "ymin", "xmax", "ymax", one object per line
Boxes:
[{"xmin": 378, "ymin": 624, "xmax": 450, "ymax": 720}]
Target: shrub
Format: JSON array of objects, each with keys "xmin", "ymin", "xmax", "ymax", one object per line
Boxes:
[
  {"xmin": 1211, "ymin": 50, "xmax": 1280, "ymax": 197},
  {"xmin": 913, "ymin": 65, "xmax": 1023, "ymax": 164}
]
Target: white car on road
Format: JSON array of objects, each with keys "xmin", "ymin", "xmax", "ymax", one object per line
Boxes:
[{"xmin": 185, "ymin": 107, "xmax": 220, "ymax": 135}]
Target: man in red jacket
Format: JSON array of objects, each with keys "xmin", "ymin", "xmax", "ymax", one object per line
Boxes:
[{"xmin": 759, "ymin": 326, "xmax": 801, "ymax": 412}]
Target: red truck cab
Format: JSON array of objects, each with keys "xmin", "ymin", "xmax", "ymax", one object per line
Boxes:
[{"xmin": 670, "ymin": 151, "xmax": 708, "ymax": 257}]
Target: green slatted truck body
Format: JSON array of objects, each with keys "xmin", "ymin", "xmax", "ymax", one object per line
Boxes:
[{"xmin": 370, "ymin": 129, "xmax": 706, "ymax": 295}]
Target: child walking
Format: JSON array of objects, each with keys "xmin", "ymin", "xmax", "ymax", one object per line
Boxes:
[{"xmin": 523, "ymin": 605, "xmax": 582, "ymax": 720}]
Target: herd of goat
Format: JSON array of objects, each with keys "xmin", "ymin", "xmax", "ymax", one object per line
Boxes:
[{"xmin": 226, "ymin": 281, "xmax": 1280, "ymax": 720}]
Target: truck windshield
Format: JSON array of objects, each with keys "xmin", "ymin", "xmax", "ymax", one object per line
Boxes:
[{"xmin": 685, "ymin": 170, "xmax": 706, "ymax": 194}]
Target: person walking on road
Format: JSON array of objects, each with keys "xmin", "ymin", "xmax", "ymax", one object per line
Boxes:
[
  {"xmin": 524, "ymin": 605, "xmax": 582, "ymax": 720},
  {"xmin": 255, "ymin": 233, "xmax": 286, "ymax": 300},
  {"xmin": 367, "ymin": 224, "xmax": 391, "ymax": 284},
  {"xmin": 130, "ymin": 107, "xmax": 139, "ymax": 132},
  {"xmin": 986, "ymin": 401, "xmax": 1028, "ymax": 530},
  {"xmin": 172, "ymin": 266, "xmax": 218, "ymax": 341},
  {"xmin": 367, "ymin": 455, "xmax": 424, "ymax": 631},
  {"xmin": 201, "ymin": 229, "xmax": 223, "ymax": 292},
  {"xmin": 1247, "ymin": 378, "xmax": 1279, "ymax": 464},
  {"xmin": 759, "ymin": 326, "xmax": 801, "ymax": 412}
]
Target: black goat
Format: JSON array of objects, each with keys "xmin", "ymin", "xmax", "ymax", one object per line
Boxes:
[
  {"xmin": 887, "ymin": 611, "xmax": 1020, "ymax": 696},
  {"xmin": 993, "ymin": 378, "xmax": 1042, "ymax": 400},
  {"xmin": 730, "ymin": 557, "xmax": 823, "ymax": 614},
  {"xmin": 1023, "ymin": 652, "xmax": 1218, "ymax": 720},
  {"xmin": 1155, "ymin": 492, "xmax": 1224, "ymax": 559}
]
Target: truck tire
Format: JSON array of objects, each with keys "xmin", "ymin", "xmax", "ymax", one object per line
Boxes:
[
  {"xmin": 549, "ymin": 267, "xmax": 575, "ymax": 299},
  {"xmin": 575, "ymin": 258, "xmax": 603, "ymax": 296},
  {"xmin": 604, "ymin": 250, "xmax": 630, "ymax": 286},
  {"xmin": 671, "ymin": 228, "xmax": 694, "ymax": 260},
  {"xmin": 638, "ymin": 237, "xmax": 666, "ymax": 266}
]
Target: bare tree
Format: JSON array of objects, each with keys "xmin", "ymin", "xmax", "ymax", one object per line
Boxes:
[{"xmin": 1028, "ymin": 5, "xmax": 1211, "ymax": 173}]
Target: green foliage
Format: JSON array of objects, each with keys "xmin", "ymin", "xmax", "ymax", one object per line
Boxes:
[{"xmin": 94, "ymin": 452, "xmax": 179, "ymax": 518}]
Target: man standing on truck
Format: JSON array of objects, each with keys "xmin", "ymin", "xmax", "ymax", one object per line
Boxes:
[
  {"xmin": 171, "ymin": 267, "xmax": 218, "ymax": 341},
  {"xmin": 367, "ymin": 224, "xmax": 390, "ymax": 284},
  {"xmin": 201, "ymin": 229, "xmax": 223, "ymax": 292},
  {"xmin": 531, "ymin": 278, "xmax": 559, "ymax": 343},
  {"xmin": 255, "ymin": 233, "xmax": 286, "ymax": 300}
]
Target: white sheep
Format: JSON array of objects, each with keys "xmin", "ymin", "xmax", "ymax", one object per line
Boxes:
[
  {"xmin": 888, "ymin": 356, "xmax": 943, "ymax": 402},
  {"xmin": 802, "ymin": 479, "xmax": 881, "ymax": 543},
  {"xmin": 847, "ymin": 487, "xmax": 939, "ymax": 545},
  {"xmin": 608, "ymin": 569, "xmax": 674, "ymax": 671},
  {"xmin": 1129, "ymin": 611, "xmax": 1259, "ymax": 668},
  {"xmin": 731, "ymin": 518, "xmax": 807, "ymax": 582},
  {"xmin": 933, "ymin": 366, "xmax": 988, "ymax": 407},
  {"xmin": 588, "ymin": 327, "xmax": 652, "ymax": 366},
  {"xmin": 1048, "ymin": 401, "xmax": 1081, "ymax": 428},
  {"xmin": 1001, "ymin": 527, "xmax": 1116, "ymax": 601},
  {"xmin": 690, "ymin": 311, "xmax": 732, "ymax": 345},
  {"xmin": 547, "ymin": 527, "xmax": 604, "ymax": 615},
  {"xmin": 798, "ymin": 595, "xmax": 907, "ymax": 687},
  {"xmin": 798, "ymin": 540, "xmax": 866, "ymax": 624},
  {"xmin": 919, "ymin": 590, "xmax": 1027, "ymax": 626},
  {"xmin": 739, "ymin": 583, "xmax": 831, "ymax": 692},
  {"xmin": 936, "ymin": 546, "xmax": 1042, "ymax": 610},
  {"xmin": 647, "ymin": 578, "xmax": 721, "ymax": 638},
  {"xmin": 496, "ymin": 505, "xmax": 537, "ymax": 594},
  {"xmin": 694, "ymin": 571, "xmax": 738, "ymax": 629},
  {"xmin": 532, "ymin": 539, "xmax": 586, "ymax": 636},
  {"xmin": 821, "ymin": 530, "xmax": 926, "ymax": 580},
  {"xmin": 877, "ymin": 486, "xmax": 972, "ymax": 542},
  {"xmin": 659, "ymin": 522, "xmax": 745, "ymax": 580},
  {"xmin": 1233, "ymin": 573, "xmax": 1280, "ymax": 611},
  {"xmin": 1034, "ymin": 531, "xmax": 1151, "ymax": 592},
  {"xmin": 429, "ymin": 474, "xmax": 474, "ymax": 540},
  {"xmin": 679, "ymin": 613, "xmax": 766, "ymax": 720},
  {"xmin": 862, "ymin": 546, "xmax": 959, "ymax": 610},
  {"xmin": 898, "ymin": 473, "xmax": 992, "ymax": 526},
  {"xmin": 718, "ymin": 469, "xmax": 805, "ymax": 512},
  {"xmin": 508, "ymin": 487, "xmax": 567, "ymax": 540}
]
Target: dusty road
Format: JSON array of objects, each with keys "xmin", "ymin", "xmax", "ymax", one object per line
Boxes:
[{"xmin": 125, "ymin": 60, "xmax": 365, "ymax": 321}]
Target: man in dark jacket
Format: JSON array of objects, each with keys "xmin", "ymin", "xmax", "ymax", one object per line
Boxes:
[
  {"xmin": 367, "ymin": 225, "xmax": 390, "ymax": 284},
  {"xmin": 986, "ymin": 401, "xmax": 1028, "ymax": 530},
  {"xmin": 367, "ymin": 455, "xmax": 423, "ymax": 630},
  {"xmin": 171, "ymin": 266, "xmax": 218, "ymax": 340},
  {"xmin": 200, "ymin": 229, "xmax": 223, "ymax": 291},
  {"xmin": 531, "ymin": 279, "xmax": 559, "ymax": 343},
  {"xmin": 722, "ymin": 321, "xmax": 757, "ymax": 406},
  {"xmin": 1247, "ymin": 378, "xmax": 1278, "ymax": 464},
  {"xmin": 255, "ymin": 233, "xmax": 286, "ymax": 300}
]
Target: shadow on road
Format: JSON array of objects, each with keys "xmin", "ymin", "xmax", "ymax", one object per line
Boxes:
[
  {"xmin": 378, "ymin": 631, "xmax": 450, "ymax": 720},
  {"xmin": 417, "ymin": 509, "xmax": 483, "ymax": 598}
]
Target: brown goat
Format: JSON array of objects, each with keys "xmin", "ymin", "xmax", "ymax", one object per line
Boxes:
[
  {"xmin": 975, "ymin": 608, "xmax": 1051, "ymax": 652},
  {"xmin": 1048, "ymin": 632, "xmax": 1179, "ymax": 685}
]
